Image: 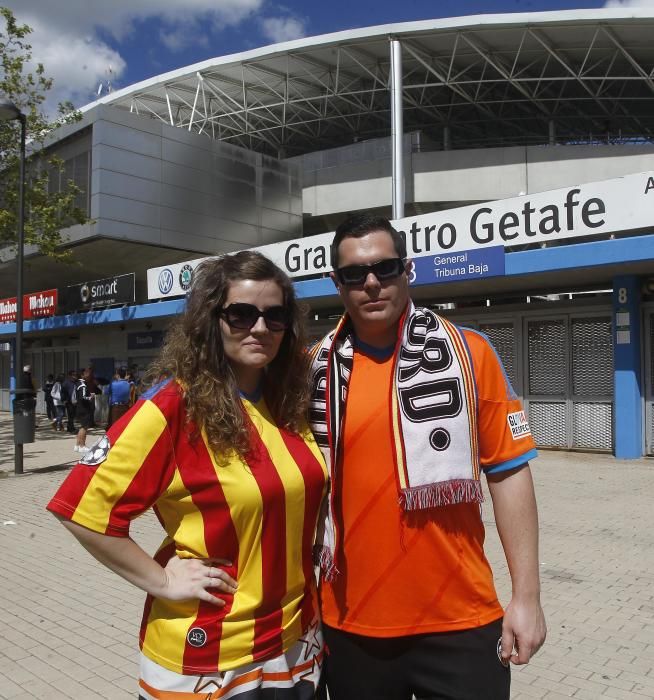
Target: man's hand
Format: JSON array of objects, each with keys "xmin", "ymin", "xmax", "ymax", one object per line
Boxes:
[
  {"xmin": 500, "ymin": 595, "xmax": 547, "ymax": 665},
  {"xmin": 487, "ymin": 464, "xmax": 546, "ymax": 665}
]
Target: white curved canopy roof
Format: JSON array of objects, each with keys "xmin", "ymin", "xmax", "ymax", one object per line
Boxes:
[{"xmin": 88, "ymin": 9, "xmax": 654, "ymax": 155}]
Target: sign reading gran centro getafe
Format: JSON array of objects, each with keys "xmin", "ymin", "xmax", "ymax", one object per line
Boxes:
[{"xmin": 147, "ymin": 172, "xmax": 654, "ymax": 300}]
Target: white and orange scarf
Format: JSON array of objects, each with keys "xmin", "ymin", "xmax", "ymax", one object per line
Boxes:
[{"xmin": 309, "ymin": 302, "xmax": 482, "ymax": 580}]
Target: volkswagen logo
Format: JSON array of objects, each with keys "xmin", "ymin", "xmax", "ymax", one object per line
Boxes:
[{"xmin": 158, "ymin": 268, "xmax": 174, "ymax": 295}]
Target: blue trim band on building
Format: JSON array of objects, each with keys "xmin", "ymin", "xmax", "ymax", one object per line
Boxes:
[
  {"xmin": 0, "ymin": 298, "xmax": 186, "ymax": 336},
  {"xmin": 1, "ymin": 231, "xmax": 653, "ymax": 336},
  {"xmin": 613, "ymin": 275, "xmax": 643, "ymax": 459},
  {"xmin": 505, "ymin": 231, "xmax": 654, "ymax": 275},
  {"xmin": 293, "ymin": 231, "xmax": 654, "ymax": 300}
]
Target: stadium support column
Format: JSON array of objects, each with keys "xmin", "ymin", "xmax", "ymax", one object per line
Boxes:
[
  {"xmin": 613, "ymin": 275, "xmax": 643, "ymax": 458},
  {"xmin": 390, "ymin": 38, "xmax": 404, "ymax": 220}
]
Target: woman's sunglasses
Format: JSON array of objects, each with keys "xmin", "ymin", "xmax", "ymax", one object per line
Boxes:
[
  {"xmin": 220, "ymin": 303, "xmax": 290, "ymax": 332},
  {"xmin": 335, "ymin": 257, "xmax": 406, "ymax": 286}
]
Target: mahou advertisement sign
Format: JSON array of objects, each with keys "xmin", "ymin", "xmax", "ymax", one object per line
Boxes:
[{"xmin": 0, "ymin": 289, "xmax": 58, "ymax": 323}]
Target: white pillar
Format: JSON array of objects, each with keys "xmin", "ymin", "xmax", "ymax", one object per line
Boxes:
[{"xmin": 390, "ymin": 38, "xmax": 404, "ymax": 220}]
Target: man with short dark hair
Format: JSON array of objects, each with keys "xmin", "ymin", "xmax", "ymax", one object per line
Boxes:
[{"xmin": 310, "ymin": 213, "xmax": 546, "ymax": 700}]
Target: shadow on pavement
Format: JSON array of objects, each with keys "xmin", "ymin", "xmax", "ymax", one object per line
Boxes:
[
  {"xmin": 0, "ymin": 411, "xmax": 104, "ymax": 474},
  {"xmin": 28, "ymin": 463, "xmax": 76, "ymax": 475}
]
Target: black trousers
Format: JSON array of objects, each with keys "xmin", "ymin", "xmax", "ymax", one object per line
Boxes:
[
  {"xmin": 65, "ymin": 402, "xmax": 76, "ymax": 432},
  {"xmin": 322, "ymin": 618, "xmax": 509, "ymax": 700}
]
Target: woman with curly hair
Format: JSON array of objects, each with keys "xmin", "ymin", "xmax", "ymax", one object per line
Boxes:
[{"xmin": 47, "ymin": 251, "xmax": 328, "ymax": 699}]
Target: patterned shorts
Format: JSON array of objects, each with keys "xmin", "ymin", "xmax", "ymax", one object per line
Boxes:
[{"xmin": 139, "ymin": 620, "xmax": 323, "ymax": 699}]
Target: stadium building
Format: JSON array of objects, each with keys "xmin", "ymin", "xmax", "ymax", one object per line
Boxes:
[{"xmin": 1, "ymin": 8, "xmax": 654, "ymax": 457}]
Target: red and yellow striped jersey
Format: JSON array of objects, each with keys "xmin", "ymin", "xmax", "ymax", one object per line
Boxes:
[{"xmin": 47, "ymin": 380, "xmax": 328, "ymax": 674}]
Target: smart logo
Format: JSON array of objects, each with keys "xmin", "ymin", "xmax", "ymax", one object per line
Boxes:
[{"xmin": 158, "ymin": 268, "xmax": 174, "ymax": 295}]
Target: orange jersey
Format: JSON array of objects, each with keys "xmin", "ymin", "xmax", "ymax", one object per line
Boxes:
[
  {"xmin": 320, "ymin": 328, "xmax": 536, "ymax": 637},
  {"xmin": 47, "ymin": 380, "xmax": 328, "ymax": 674}
]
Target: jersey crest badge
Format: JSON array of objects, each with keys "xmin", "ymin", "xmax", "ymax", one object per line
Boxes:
[
  {"xmin": 80, "ymin": 435, "xmax": 111, "ymax": 466},
  {"xmin": 507, "ymin": 411, "xmax": 531, "ymax": 440}
]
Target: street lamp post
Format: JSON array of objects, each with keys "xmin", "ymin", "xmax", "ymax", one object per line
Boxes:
[{"xmin": 0, "ymin": 96, "xmax": 27, "ymax": 475}]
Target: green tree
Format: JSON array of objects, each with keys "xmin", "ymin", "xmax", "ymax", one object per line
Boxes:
[{"xmin": 0, "ymin": 6, "xmax": 89, "ymax": 259}]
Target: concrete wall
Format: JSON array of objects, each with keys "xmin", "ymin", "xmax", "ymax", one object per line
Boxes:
[
  {"xmin": 90, "ymin": 106, "xmax": 302, "ymax": 254},
  {"xmin": 297, "ymin": 139, "xmax": 654, "ymax": 217},
  {"xmin": 77, "ymin": 318, "xmax": 172, "ymax": 372}
]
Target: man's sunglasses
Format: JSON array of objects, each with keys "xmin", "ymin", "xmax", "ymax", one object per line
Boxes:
[
  {"xmin": 335, "ymin": 257, "xmax": 406, "ymax": 286},
  {"xmin": 220, "ymin": 303, "xmax": 290, "ymax": 332}
]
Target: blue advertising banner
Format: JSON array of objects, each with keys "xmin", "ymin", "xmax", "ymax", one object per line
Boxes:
[{"xmin": 410, "ymin": 245, "xmax": 505, "ymax": 286}]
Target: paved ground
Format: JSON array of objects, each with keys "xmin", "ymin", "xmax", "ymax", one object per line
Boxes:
[{"xmin": 1, "ymin": 412, "xmax": 654, "ymax": 699}]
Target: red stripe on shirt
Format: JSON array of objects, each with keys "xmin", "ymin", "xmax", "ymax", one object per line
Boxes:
[
  {"xmin": 243, "ymin": 420, "xmax": 287, "ymax": 661},
  {"xmin": 278, "ymin": 429, "xmax": 325, "ymax": 629},
  {"xmin": 139, "ymin": 540, "xmax": 177, "ymax": 649},
  {"xmin": 105, "ymin": 428, "xmax": 175, "ymax": 535},
  {"xmin": 46, "ymin": 464, "xmax": 97, "ymax": 522},
  {"xmin": 175, "ymin": 433, "xmax": 240, "ymax": 675}
]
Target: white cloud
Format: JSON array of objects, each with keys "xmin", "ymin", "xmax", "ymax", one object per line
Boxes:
[
  {"xmin": 2, "ymin": 0, "xmax": 264, "ymax": 111},
  {"xmin": 7, "ymin": 1, "xmax": 263, "ymax": 41},
  {"xmin": 260, "ymin": 16, "xmax": 307, "ymax": 43},
  {"xmin": 23, "ymin": 16, "xmax": 126, "ymax": 114},
  {"xmin": 159, "ymin": 22, "xmax": 210, "ymax": 53},
  {"xmin": 603, "ymin": 0, "xmax": 654, "ymax": 6}
]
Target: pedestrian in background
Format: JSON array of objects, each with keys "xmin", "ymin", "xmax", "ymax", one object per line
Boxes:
[
  {"xmin": 43, "ymin": 374, "xmax": 55, "ymax": 424},
  {"xmin": 74, "ymin": 368, "xmax": 94, "ymax": 453},
  {"xmin": 50, "ymin": 374, "xmax": 66, "ymax": 431},
  {"xmin": 21, "ymin": 364, "xmax": 36, "ymax": 399},
  {"xmin": 63, "ymin": 370, "xmax": 77, "ymax": 434},
  {"xmin": 85, "ymin": 366, "xmax": 100, "ymax": 428},
  {"xmin": 106, "ymin": 367, "xmax": 131, "ymax": 430},
  {"xmin": 126, "ymin": 369, "xmax": 138, "ymax": 406}
]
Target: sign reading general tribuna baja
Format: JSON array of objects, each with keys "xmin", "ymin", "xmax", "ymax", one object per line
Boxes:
[
  {"xmin": 59, "ymin": 273, "xmax": 135, "ymax": 313},
  {"xmin": 0, "ymin": 289, "xmax": 58, "ymax": 323}
]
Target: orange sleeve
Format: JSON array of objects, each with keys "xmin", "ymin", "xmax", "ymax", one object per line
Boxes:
[{"xmin": 462, "ymin": 328, "xmax": 537, "ymax": 473}]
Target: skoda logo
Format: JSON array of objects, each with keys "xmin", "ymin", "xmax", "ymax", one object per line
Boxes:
[
  {"xmin": 158, "ymin": 268, "xmax": 174, "ymax": 295},
  {"xmin": 80, "ymin": 284, "xmax": 90, "ymax": 303},
  {"xmin": 187, "ymin": 627, "xmax": 207, "ymax": 648},
  {"xmin": 179, "ymin": 264, "xmax": 194, "ymax": 292}
]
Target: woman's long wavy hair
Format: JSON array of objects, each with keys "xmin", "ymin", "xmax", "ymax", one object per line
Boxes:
[{"xmin": 147, "ymin": 251, "xmax": 311, "ymax": 457}]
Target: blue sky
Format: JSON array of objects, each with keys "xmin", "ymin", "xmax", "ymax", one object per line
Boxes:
[{"xmin": 4, "ymin": 0, "xmax": 646, "ymax": 111}]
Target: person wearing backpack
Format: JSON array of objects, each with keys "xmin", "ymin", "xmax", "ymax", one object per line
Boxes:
[
  {"xmin": 63, "ymin": 370, "xmax": 77, "ymax": 434},
  {"xmin": 74, "ymin": 368, "xmax": 95, "ymax": 453},
  {"xmin": 50, "ymin": 374, "xmax": 66, "ymax": 431}
]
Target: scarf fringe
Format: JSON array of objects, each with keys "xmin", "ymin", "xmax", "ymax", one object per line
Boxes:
[
  {"xmin": 399, "ymin": 479, "xmax": 484, "ymax": 511},
  {"xmin": 313, "ymin": 544, "xmax": 339, "ymax": 582}
]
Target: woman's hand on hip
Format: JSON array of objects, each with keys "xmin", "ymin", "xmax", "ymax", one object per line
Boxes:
[{"xmin": 160, "ymin": 556, "xmax": 237, "ymax": 606}]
